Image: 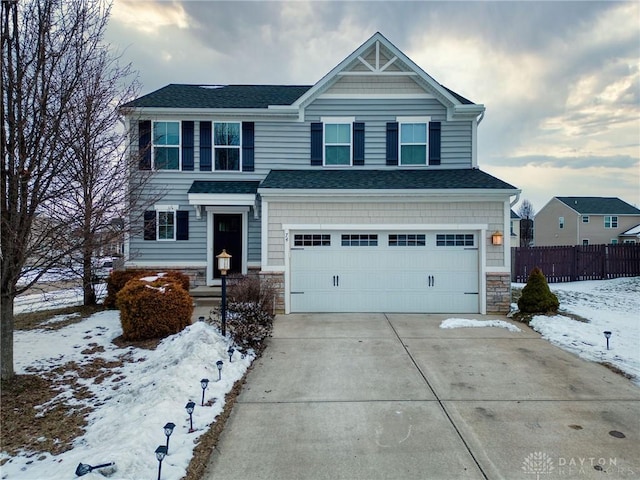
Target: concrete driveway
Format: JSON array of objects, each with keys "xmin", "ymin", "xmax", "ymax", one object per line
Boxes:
[{"xmin": 204, "ymin": 314, "xmax": 640, "ymax": 480}]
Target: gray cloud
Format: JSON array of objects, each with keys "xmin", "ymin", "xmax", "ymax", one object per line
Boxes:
[{"xmin": 488, "ymin": 154, "xmax": 639, "ymax": 169}]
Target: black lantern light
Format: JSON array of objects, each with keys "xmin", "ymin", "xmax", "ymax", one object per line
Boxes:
[
  {"xmin": 228, "ymin": 346, "xmax": 235, "ymax": 362},
  {"xmin": 155, "ymin": 445, "xmax": 167, "ymax": 480},
  {"xmin": 185, "ymin": 401, "xmax": 196, "ymax": 433},
  {"xmin": 216, "ymin": 249, "xmax": 232, "ymax": 337},
  {"xmin": 200, "ymin": 378, "xmax": 209, "ymax": 406},
  {"xmin": 603, "ymin": 331, "xmax": 612, "ymax": 350},
  {"xmin": 163, "ymin": 422, "xmax": 175, "ymax": 454},
  {"xmin": 216, "ymin": 360, "xmax": 223, "ymax": 381}
]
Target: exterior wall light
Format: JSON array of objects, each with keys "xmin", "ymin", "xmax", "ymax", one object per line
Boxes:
[{"xmin": 492, "ymin": 231, "xmax": 504, "ymax": 245}]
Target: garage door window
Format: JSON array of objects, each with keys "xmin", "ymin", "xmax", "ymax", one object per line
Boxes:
[
  {"xmin": 341, "ymin": 234, "xmax": 378, "ymax": 246},
  {"xmin": 294, "ymin": 234, "xmax": 331, "ymax": 246},
  {"xmin": 389, "ymin": 234, "xmax": 426, "ymax": 246},
  {"xmin": 436, "ymin": 234, "xmax": 474, "ymax": 246}
]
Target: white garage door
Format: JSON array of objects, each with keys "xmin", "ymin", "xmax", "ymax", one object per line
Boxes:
[{"xmin": 290, "ymin": 231, "xmax": 479, "ymax": 313}]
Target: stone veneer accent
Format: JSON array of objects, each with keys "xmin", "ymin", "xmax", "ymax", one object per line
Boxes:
[
  {"xmin": 486, "ymin": 273, "xmax": 511, "ymax": 314},
  {"xmin": 259, "ymin": 271, "xmax": 285, "ymax": 314}
]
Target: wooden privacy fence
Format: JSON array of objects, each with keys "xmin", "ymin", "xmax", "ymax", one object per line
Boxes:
[{"xmin": 512, "ymin": 244, "xmax": 640, "ymax": 283}]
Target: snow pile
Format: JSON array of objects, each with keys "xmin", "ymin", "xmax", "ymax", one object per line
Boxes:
[
  {"xmin": 525, "ymin": 276, "xmax": 640, "ymax": 385},
  {"xmin": 2, "ymin": 312, "xmax": 254, "ymax": 479},
  {"xmin": 440, "ymin": 318, "xmax": 522, "ymax": 332}
]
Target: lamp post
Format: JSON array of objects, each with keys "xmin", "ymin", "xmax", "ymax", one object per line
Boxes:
[
  {"xmin": 185, "ymin": 401, "xmax": 196, "ymax": 433},
  {"xmin": 216, "ymin": 249, "xmax": 232, "ymax": 337},
  {"xmin": 603, "ymin": 331, "xmax": 612, "ymax": 350},
  {"xmin": 227, "ymin": 346, "xmax": 235, "ymax": 362},
  {"xmin": 155, "ymin": 445, "xmax": 167, "ymax": 480},
  {"xmin": 216, "ymin": 360, "xmax": 223, "ymax": 381},
  {"xmin": 163, "ymin": 422, "xmax": 175, "ymax": 454},
  {"xmin": 200, "ymin": 378, "xmax": 209, "ymax": 406}
]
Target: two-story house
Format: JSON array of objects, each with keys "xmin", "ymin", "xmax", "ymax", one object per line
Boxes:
[
  {"xmin": 534, "ymin": 196, "xmax": 640, "ymax": 246},
  {"xmin": 122, "ymin": 32, "xmax": 520, "ymax": 314}
]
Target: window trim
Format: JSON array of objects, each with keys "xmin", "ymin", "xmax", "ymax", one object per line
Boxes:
[
  {"xmin": 321, "ymin": 117, "xmax": 354, "ymax": 167},
  {"xmin": 604, "ymin": 216, "xmax": 618, "ymax": 228},
  {"xmin": 212, "ymin": 121, "xmax": 242, "ymax": 172},
  {"xmin": 152, "ymin": 120, "xmax": 181, "ymax": 171},
  {"xmin": 397, "ymin": 116, "xmax": 430, "ymax": 166},
  {"xmin": 154, "ymin": 205, "xmax": 179, "ymax": 241}
]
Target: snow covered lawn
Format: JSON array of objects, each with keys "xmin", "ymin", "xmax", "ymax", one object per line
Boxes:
[
  {"xmin": 1, "ymin": 310, "xmax": 254, "ymax": 480},
  {"xmin": 514, "ymin": 276, "xmax": 640, "ymax": 386}
]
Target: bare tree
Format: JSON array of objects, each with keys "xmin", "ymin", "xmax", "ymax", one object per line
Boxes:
[
  {"xmin": 1, "ymin": 0, "xmax": 153, "ymax": 380},
  {"xmin": 518, "ymin": 199, "xmax": 535, "ymax": 247}
]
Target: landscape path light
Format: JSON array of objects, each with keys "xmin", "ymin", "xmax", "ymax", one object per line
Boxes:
[
  {"xmin": 216, "ymin": 249, "xmax": 232, "ymax": 337},
  {"xmin": 200, "ymin": 378, "xmax": 209, "ymax": 406},
  {"xmin": 163, "ymin": 422, "xmax": 175, "ymax": 454},
  {"xmin": 228, "ymin": 346, "xmax": 235, "ymax": 362},
  {"xmin": 216, "ymin": 360, "xmax": 223, "ymax": 381},
  {"xmin": 155, "ymin": 445, "xmax": 167, "ymax": 480},
  {"xmin": 604, "ymin": 331, "xmax": 612, "ymax": 350},
  {"xmin": 75, "ymin": 462, "xmax": 115, "ymax": 477},
  {"xmin": 185, "ymin": 401, "xmax": 196, "ymax": 433}
]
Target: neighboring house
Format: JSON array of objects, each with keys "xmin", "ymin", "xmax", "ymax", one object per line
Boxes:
[
  {"xmin": 122, "ymin": 32, "xmax": 520, "ymax": 314},
  {"xmin": 510, "ymin": 210, "xmax": 521, "ymax": 247},
  {"xmin": 534, "ymin": 197, "xmax": 640, "ymax": 246}
]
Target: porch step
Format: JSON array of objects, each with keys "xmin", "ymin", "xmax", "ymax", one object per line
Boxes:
[{"xmin": 190, "ymin": 286, "xmax": 222, "ymax": 309}]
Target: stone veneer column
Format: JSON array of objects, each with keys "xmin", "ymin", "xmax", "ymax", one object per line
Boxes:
[
  {"xmin": 486, "ymin": 273, "xmax": 511, "ymax": 314},
  {"xmin": 259, "ymin": 271, "xmax": 285, "ymax": 314}
]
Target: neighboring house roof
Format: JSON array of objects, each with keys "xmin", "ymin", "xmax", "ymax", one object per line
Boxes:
[
  {"xmin": 620, "ymin": 224, "xmax": 640, "ymax": 236},
  {"xmin": 259, "ymin": 169, "xmax": 517, "ymax": 191},
  {"xmin": 555, "ymin": 197, "xmax": 640, "ymax": 215},
  {"xmin": 123, "ymin": 84, "xmax": 312, "ymax": 109},
  {"xmin": 188, "ymin": 181, "xmax": 260, "ymax": 194},
  {"xmin": 511, "ymin": 210, "xmax": 520, "ymax": 219}
]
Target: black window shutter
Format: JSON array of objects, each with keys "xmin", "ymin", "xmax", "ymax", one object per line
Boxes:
[
  {"xmin": 199, "ymin": 121, "xmax": 212, "ymax": 171},
  {"xmin": 139, "ymin": 120, "xmax": 151, "ymax": 170},
  {"xmin": 176, "ymin": 211, "xmax": 189, "ymax": 240},
  {"xmin": 429, "ymin": 122, "xmax": 441, "ymax": 165},
  {"xmin": 181, "ymin": 121, "xmax": 194, "ymax": 171},
  {"xmin": 353, "ymin": 122, "xmax": 365, "ymax": 166},
  {"xmin": 310, "ymin": 122, "xmax": 323, "ymax": 166},
  {"xmin": 143, "ymin": 210, "xmax": 156, "ymax": 240},
  {"xmin": 386, "ymin": 122, "xmax": 398, "ymax": 166},
  {"xmin": 242, "ymin": 122, "xmax": 255, "ymax": 172}
]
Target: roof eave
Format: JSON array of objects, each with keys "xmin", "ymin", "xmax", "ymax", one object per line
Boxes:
[
  {"xmin": 258, "ymin": 188, "xmax": 520, "ymax": 197},
  {"xmin": 121, "ymin": 106, "xmax": 299, "ymax": 118}
]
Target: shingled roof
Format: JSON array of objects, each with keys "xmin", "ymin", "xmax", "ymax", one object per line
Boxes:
[
  {"xmin": 123, "ymin": 84, "xmax": 312, "ymax": 109},
  {"xmin": 556, "ymin": 197, "xmax": 640, "ymax": 215},
  {"xmin": 259, "ymin": 169, "xmax": 516, "ymax": 191}
]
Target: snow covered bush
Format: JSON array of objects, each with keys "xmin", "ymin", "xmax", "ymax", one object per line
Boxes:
[
  {"xmin": 220, "ymin": 301, "xmax": 274, "ymax": 351},
  {"xmin": 105, "ymin": 270, "xmax": 190, "ymax": 309},
  {"xmin": 116, "ymin": 275, "xmax": 193, "ymax": 341},
  {"xmin": 517, "ymin": 267, "xmax": 559, "ymax": 314}
]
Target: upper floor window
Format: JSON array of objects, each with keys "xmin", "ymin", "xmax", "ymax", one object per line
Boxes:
[
  {"xmin": 214, "ymin": 122, "xmax": 241, "ymax": 170},
  {"xmin": 582, "ymin": 216, "xmax": 589, "ymax": 223},
  {"xmin": 559, "ymin": 217, "xmax": 564, "ymax": 229},
  {"xmin": 153, "ymin": 121, "xmax": 180, "ymax": 170},
  {"xmin": 604, "ymin": 216, "xmax": 618, "ymax": 228},
  {"xmin": 400, "ymin": 122, "xmax": 428, "ymax": 165}
]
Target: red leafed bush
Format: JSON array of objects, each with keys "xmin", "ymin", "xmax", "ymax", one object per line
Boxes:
[{"xmin": 116, "ymin": 275, "xmax": 193, "ymax": 341}]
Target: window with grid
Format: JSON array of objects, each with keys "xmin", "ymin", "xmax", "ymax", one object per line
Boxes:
[
  {"xmin": 153, "ymin": 121, "xmax": 180, "ymax": 170},
  {"xmin": 389, "ymin": 234, "xmax": 426, "ymax": 246},
  {"xmin": 157, "ymin": 211, "xmax": 175, "ymax": 240},
  {"xmin": 341, "ymin": 234, "xmax": 378, "ymax": 246},
  {"xmin": 214, "ymin": 122, "xmax": 241, "ymax": 170},
  {"xmin": 604, "ymin": 216, "xmax": 618, "ymax": 228},
  {"xmin": 324, "ymin": 123, "xmax": 351, "ymax": 166},
  {"xmin": 400, "ymin": 122, "xmax": 427, "ymax": 165},
  {"xmin": 294, "ymin": 234, "xmax": 331, "ymax": 247},
  {"xmin": 436, "ymin": 234, "xmax": 474, "ymax": 247}
]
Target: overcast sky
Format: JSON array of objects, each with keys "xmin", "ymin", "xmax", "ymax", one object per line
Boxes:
[{"xmin": 105, "ymin": 0, "xmax": 640, "ymax": 212}]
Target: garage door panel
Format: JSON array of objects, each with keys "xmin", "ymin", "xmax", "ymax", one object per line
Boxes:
[{"xmin": 290, "ymin": 231, "xmax": 480, "ymax": 313}]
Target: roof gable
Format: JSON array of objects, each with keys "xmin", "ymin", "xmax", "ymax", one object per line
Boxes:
[
  {"xmin": 292, "ymin": 32, "xmax": 483, "ymax": 120},
  {"xmin": 556, "ymin": 197, "xmax": 640, "ymax": 215}
]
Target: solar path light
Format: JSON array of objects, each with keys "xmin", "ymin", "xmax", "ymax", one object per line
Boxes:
[
  {"xmin": 75, "ymin": 462, "xmax": 115, "ymax": 477},
  {"xmin": 185, "ymin": 401, "xmax": 196, "ymax": 433},
  {"xmin": 163, "ymin": 422, "xmax": 175, "ymax": 454},
  {"xmin": 155, "ymin": 445, "xmax": 167, "ymax": 480},
  {"xmin": 604, "ymin": 331, "xmax": 612, "ymax": 350},
  {"xmin": 228, "ymin": 346, "xmax": 235, "ymax": 362},
  {"xmin": 200, "ymin": 378, "xmax": 209, "ymax": 406},
  {"xmin": 216, "ymin": 360, "xmax": 223, "ymax": 381}
]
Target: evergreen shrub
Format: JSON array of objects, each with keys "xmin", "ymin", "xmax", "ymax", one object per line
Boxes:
[
  {"xmin": 517, "ymin": 267, "xmax": 560, "ymax": 314},
  {"xmin": 104, "ymin": 270, "xmax": 190, "ymax": 309},
  {"xmin": 116, "ymin": 276, "xmax": 193, "ymax": 341}
]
